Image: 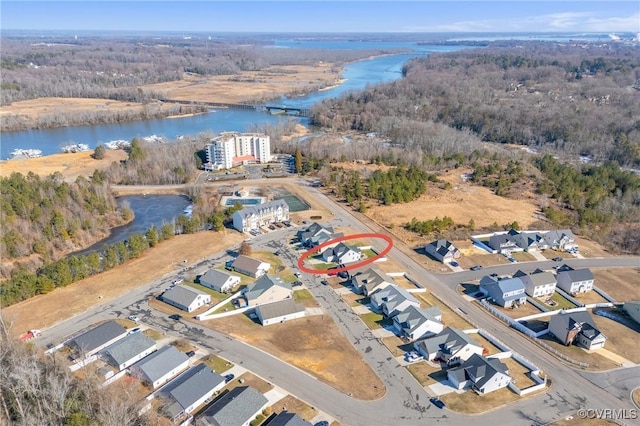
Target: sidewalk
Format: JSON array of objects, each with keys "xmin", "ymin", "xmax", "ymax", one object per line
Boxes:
[{"xmin": 594, "ymin": 348, "xmax": 636, "ymax": 367}]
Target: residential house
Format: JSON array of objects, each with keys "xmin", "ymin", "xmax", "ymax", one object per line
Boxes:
[
  {"xmin": 68, "ymin": 321, "xmax": 128, "ymax": 358},
  {"xmin": 101, "ymin": 333, "xmax": 157, "ymax": 371},
  {"xmin": 205, "ymin": 132, "xmax": 271, "ymax": 170},
  {"xmin": 480, "ymin": 276, "xmax": 527, "ymax": 308},
  {"xmin": 514, "ymin": 269, "xmax": 557, "ymax": 298},
  {"xmin": 510, "ymin": 231, "xmax": 544, "ymax": 252},
  {"xmin": 556, "ymin": 266, "xmax": 594, "ymax": 295},
  {"xmin": 623, "ymin": 301, "xmax": 640, "ymax": 324},
  {"xmin": 447, "ymin": 354, "xmax": 511, "ymax": 394},
  {"xmin": 370, "ymin": 285, "xmax": 420, "ymax": 318},
  {"xmin": 393, "ymin": 305, "xmax": 443, "ymax": 341},
  {"xmin": 424, "ymin": 239, "xmax": 461, "ymax": 263},
  {"xmin": 162, "ymin": 285, "xmax": 211, "ymax": 313},
  {"xmin": 200, "ymin": 269, "xmax": 241, "ymax": 293},
  {"xmin": 264, "ymin": 411, "xmax": 312, "ymax": 426},
  {"xmin": 413, "ymin": 326, "xmax": 484, "ymax": 363},
  {"xmin": 487, "ymin": 233, "xmax": 520, "ymax": 254},
  {"xmin": 130, "ymin": 345, "xmax": 190, "ymax": 389},
  {"xmin": 351, "ymin": 267, "xmax": 395, "ymax": 296},
  {"xmin": 244, "ymin": 275, "xmax": 292, "ymax": 306},
  {"xmin": 321, "ymin": 242, "xmax": 363, "ymax": 264},
  {"xmin": 543, "ymin": 229, "xmax": 577, "ymax": 251},
  {"xmin": 232, "ymin": 199, "xmax": 290, "ymax": 233},
  {"xmin": 196, "ymin": 386, "xmax": 269, "ymax": 426},
  {"xmin": 296, "ymin": 222, "xmax": 343, "ymax": 251},
  {"xmin": 162, "ymin": 364, "xmax": 226, "ymax": 419},
  {"xmin": 255, "ymin": 299, "xmax": 306, "ymax": 326},
  {"xmin": 549, "ymin": 310, "xmax": 606, "ymax": 350},
  {"xmin": 231, "ymin": 255, "xmax": 271, "ymax": 278}
]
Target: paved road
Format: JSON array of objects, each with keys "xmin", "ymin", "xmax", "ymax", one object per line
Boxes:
[{"xmin": 39, "ymin": 179, "xmax": 640, "ymax": 426}]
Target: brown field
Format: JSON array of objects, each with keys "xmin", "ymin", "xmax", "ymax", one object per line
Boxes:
[
  {"xmin": 381, "ymin": 335, "xmax": 408, "ymax": 357},
  {"xmin": 449, "ymin": 240, "xmax": 511, "ymax": 269},
  {"xmin": 536, "ymin": 333, "xmax": 619, "ymax": 371},
  {"xmin": 3, "ymin": 230, "xmax": 244, "ymax": 337},
  {"xmin": 552, "ymin": 417, "xmax": 619, "ymax": 426},
  {"xmin": 405, "ymin": 361, "xmax": 442, "ymax": 386},
  {"xmin": 496, "ymin": 301, "xmax": 544, "ymax": 320},
  {"xmin": 0, "ymin": 150, "xmax": 127, "ymax": 181},
  {"xmin": 574, "ymin": 237, "xmax": 613, "ymax": 258},
  {"xmin": 413, "ymin": 292, "xmax": 474, "ymax": 330},
  {"xmin": 224, "ymin": 372, "xmax": 274, "ymax": 394},
  {"xmin": 591, "ymin": 309, "xmax": 640, "ymax": 364},
  {"xmin": 591, "ymin": 268, "xmax": 640, "ymax": 303},
  {"xmin": 273, "ymin": 395, "xmax": 319, "ymax": 422},
  {"xmin": 633, "ymin": 388, "xmax": 640, "ymax": 407},
  {"xmin": 501, "ymin": 357, "xmax": 539, "ymax": 389},
  {"xmin": 441, "ymin": 386, "xmax": 545, "ymax": 414},
  {"xmin": 467, "ymin": 333, "xmax": 504, "ymax": 356},
  {"xmin": 203, "ymin": 313, "xmax": 385, "ymax": 400}
]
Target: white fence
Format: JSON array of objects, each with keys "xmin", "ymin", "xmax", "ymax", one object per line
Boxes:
[
  {"xmin": 69, "ymin": 354, "xmax": 97, "ymax": 372},
  {"xmin": 198, "ymin": 305, "xmax": 253, "ymax": 320},
  {"xmin": 592, "ymin": 285, "xmax": 617, "ymax": 303},
  {"xmin": 196, "ymin": 291, "xmax": 243, "ymax": 320},
  {"xmin": 101, "ymin": 369, "xmax": 128, "ymax": 387},
  {"xmin": 555, "ymin": 287, "xmax": 583, "ymax": 307}
]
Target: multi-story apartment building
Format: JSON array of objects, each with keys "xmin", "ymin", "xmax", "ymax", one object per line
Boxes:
[{"xmin": 205, "ymin": 132, "xmax": 271, "ymax": 170}]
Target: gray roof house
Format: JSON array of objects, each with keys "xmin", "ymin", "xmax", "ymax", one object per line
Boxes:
[
  {"xmin": 162, "ymin": 364, "xmax": 226, "ymax": 419},
  {"xmin": 514, "ymin": 269, "xmax": 557, "ymax": 298},
  {"xmin": 232, "ymin": 199, "xmax": 290, "ymax": 233},
  {"xmin": 351, "ymin": 267, "xmax": 395, "ymax": 296},
  {"xmin": 543, "ymin": 229, "xmax": 576, "ymax": 251},
  {"xmin": 264, "ymin": 411, "xmax": 312, "ymax": 426},
  {"xmin": 447, "ymin": 354, "xmax": 511, "ymax": 394},
  {"xmin": 101, "ymin": 332, "xmax": 157, "ymax": 371},
  {"xmin": 200, "ymin": 269, "xmax": 242, "ymax": 293},
  {"xmin": 392, "ymin": 305, "xmax": 443, "ymax": 341},
  {"xmin": 480, "ymin": 276, "xmax": 527, "ymax": 308},
  {"xmin": 548, "ymin": 310, "xmax": 606, "ymax": 350},
  {"xmin": 556, "ymin": 266, "xmax": 594, "ymax": 295},
  {"xmin": 196, "ymin": 386, "xmax": 269, "ymax": 426},
  {"xmin": 510, "ymin": 231, "xmax": 544, "ymax": 251},
  {"xmin": 130, "ymin": 345, "xmax": 190, "ymax": 389},
  {"xmin": 244, "ymin": 275, "xmax": 292, "ymax": 306},
  {"xmin": 370, "ymin": 285, "xmax": 420, "ymax": 318},
  {"xmin": 162, "ymin": 285, "xmax": 212, "ymax": 313},
  {"xmin": 413, "ymin": 326, "xmax": 484, "ymax": 363},
  {"xmin": 487, "ymin": 233, "xmax": 520, "ymax": 254},
  {"xmin": 68, "ymin": 321, "xmax": 128, "ymax": 358},
  {"xmin": 255, "ymin": 299, "xmax": 306, "ymax": 326},
  {"xmin": 297, "ymin": 222, "xmax": 333, "ymax": 245},
  {"xmin": 231, "ymin": 255, "xmax": 271, "ymax": 278},
  {"xmin": 424, "ymin": 239, "xmax": 461, "ymax": 263},
  {"xmin": 321, "ymin": 242, "xmax": 363, "ymax": 264}
]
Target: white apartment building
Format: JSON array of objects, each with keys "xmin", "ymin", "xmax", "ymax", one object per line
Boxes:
[{"xmin": 205, "ymin": 132, "xmax": 271, "ymax": 170}]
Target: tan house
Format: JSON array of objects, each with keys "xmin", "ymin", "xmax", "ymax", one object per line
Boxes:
[
  {"xmin": 231, "ymin": 255, "xmax": 271, "ymax": 278},
  {"xmin": 244, "ymin": 275, "xmax": 293, "ymax": 306}
]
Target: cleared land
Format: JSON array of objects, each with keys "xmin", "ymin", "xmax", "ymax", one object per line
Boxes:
[
  {"xmin": 591, "ymin": 268, "xmax": 640, "ymax": 302},
  {"xmin": 536, "ymin": 333, "xmax": 619, "ymax": 371},
  {"xmin": 3, "ymin": 230, "xmax": 244, "ymax": 337},
  {"xmin": 203, "ymin": 313, "xmax": 385, "ymax": 400},
  {"xmin": 497, "ymin": 301, "xmax": 544, "ymax": 319},
  {"xmin": 591, "ymin": 309, "xmax": 640, "ymax": 364},
  {"xmin": 413, "ymin": 292, "xmax": 473, "ymax": 330},
  {"xmin": 406, "ymin": 361, "xmax": 442, "ymax": 386},
  {"xmin": 273, "ymin": 395, "xmax": 318, "ymax": 422},
  {"xmin": 440, "ymin": 386, "xmax": 543, "ymax": 414}
]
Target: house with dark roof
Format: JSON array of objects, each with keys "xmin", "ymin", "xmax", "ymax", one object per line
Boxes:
[
  {"xmin": 351, "ymin": 267, "xmax": 395, "ymax": 296},
  {"xmin": 296, "ymin": 222, "xmax": 343, "ymax": 252},
  {"xmin": 130, "ymin": 345, "xmax": 190, "ymax": 389},
  {"xmin": 255, "ymin": 299, "xmax": 306, "ymax": 326},
  {"xmin": 196, "ymin": 386, "xmax": 269, "ymax": 426},
  {"xmin": 543, "ymin": 229, "xmax": 576, "ymax": 251},
  {"xmin": 244, "ymin": 275, "xmax": 292, "ymax": 306},
  {"xmin": 101, "ymin": 332, "xmax": 157, "ymax": 371},
  {"xmin": 447, "ymin": 354, "xmax": 511, "ymax": 394},
  {"xmin": 68, "ymin": 321, "xmax": 128, "ymax": 358},
  {"xmin": 232, "ymin": 199, "xmax": 290, "ymax": 233},
  {"xmin": 231, "ymin": 255, "xmax": 271, "ymax": 278},
  {"xmin": 264, "ymin": 411, "xmax": 312, "ymax": 426},
  {"xmin": 370, "ymin": 285, "xmax": 420, "ymax": 318},
  {"xmin": 424, "ymin": 239, "xmax": 461, "ymax": 263},
  {"xmin": 556, "ymin": 266, "xmax": 594, "ymax": 295},
  {"xmin": 162, "ymin": 285, "xmax": 212, "ymax": 312},
  {"xmin": 510, "ymin": 231, "xmax": 544, "ymax": 252},
  {"xmin": 200, "ymin": 269, "xmax": 242, "ymax": 293},
  {"xmin": 161, "ymin": 364, "xmax": 226, "ymax": 419},
  {"xmin": 413, "ymin": 326, "xmax": 484, "ymax": 363},
  {"xmin": 321, "ymin": 242, "xmax": 363, "ymax": 264},
  {"xmin": 487, "ymin": 233, "xmax": 520, "ymax": 254},
  {"xmin": 480, "ymin": 276, "xmax": 527, "ymax": 308},
  {"xmin": 514, "ymin": 269, "xmax": 557, "ymax": 298},
  {"xmin": 392, "ymin": 305, "xmax": 443, "ymax": 341},
  {"xmin": 548, "ymin": 310, "xmax": 606, "ymax": 350}
]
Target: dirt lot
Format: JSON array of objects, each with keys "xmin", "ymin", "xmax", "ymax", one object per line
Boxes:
[
  {"xmin": 413, "ymin": 292, "xmax": 474, "ymax": 330},
  {"xmin": 3, "ymin": 230, "xmax": 244, "ymax": 337},
  {"xmin": 552, "ymin": 417, "xmax": 619, "ymax": 426},
  {"xmin": 501, "ymin": 357, "xmax": 539, "ymax": 389},
  {"xmin": 496, "ymin": 301, "xmax": 544, "ymax": 320},
  {"xmin": 591, "ymin": 308, "xmax": 640, "ymax": 364},
  {"xmin": 591, "ymin": 268, "xmax": 640, "ymax": 302},
  {"xmin": 273, "ymin": 395, "xmax": 318, "ymax": 422},
  {"xmin": 0, "ymin": 150, "xmax": 127, "ymax": 181},
  {"xmin": 467, "ymin": 333, "xmax": 504, "ymax": 356},
  {"xmin": 536, "ymin": 334, "xmax": 619, "ymax": 371},
  {"xmin": 203, "ymin": 313, "xmax": 385, "ymax": 400},
  {"xmin": 440, "ymin": 386, "xmax": 545, "ymax": 414}
]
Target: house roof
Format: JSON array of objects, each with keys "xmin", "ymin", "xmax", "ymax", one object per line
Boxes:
[
  {"xmin": 162, "ymin": 285, "xmax": 209, "ymax": 308},
  {"xmin": 527, "ymin": 270, "xmax": 557, "ymax": 286},
  {"xmin": 448, "ymin": 354, "xmax": 509, "ymax": 389},
  {"xmin": 488, "ymin": 234, "xmax": 517, "ymax": 249},
  {"xmin": 102, "ymin": 332, "xmax": 156, "ymax": 366},
  {"xmin": 481, "ymin": 276, "xmax": 525, "ymax": 301},
  {"xmin": 69, "ymin": 321, "xmax": 127, "ymax": 354},
  {"xmin": 415, "ymin": 326, "xmax": 481, "ymax": 356},
  {"xmin": 264, "ymin": 411, "xmax": 312, "ymax": 426},
  {"xmin": 394, "ymin": 305, "xmax": 442, "ymax": 335},
  {"xmin": 198, "ymin": 386, "xmax": 268, "ymax": 426},
  {"xmin": 549, "ymin": 310, "xmax": 604, "ymax": 341},
  {"xmin": 298, "ymin": 222, "xmax": 333, "ymax": 240},
  {"xmin": 370, "ymin": 285, "xmax": 419, "ymax": 313},
  {"xmin": 332, "ymin": 242, "xmax": 361, "ymax": 258},
  {"xmin": 353, "ymin": 267, "xmax": 394, "ymax": 292},
  {"xmin": 200, "ymin": 269, "xmax": 240, "ymax": 287},
  {"xmin": 559, "ymin": 268, "xmax": 594, "ymax": 282},
  {"xmin": 134, "ymin": 345, "xmax": 189, "ymax": 384},
  {"xmin": 232, "ymin": 255, "xmax": 269, "ymax": 274},
  {"xmin": 233, "ymin": 199, "xmax": 289, "ymax": 220},
  {"xmin": 245, "ymin": 275, "xmax": 292, "ymax": 302},
  {"xmin": 163, "ymin": 364, "xmax": 224, "ymax": 411},
  {"xmin": 256, "ymin": 299, "xmax": 305, "ymax": 321}
]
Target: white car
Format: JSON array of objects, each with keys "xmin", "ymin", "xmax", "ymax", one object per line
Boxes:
[
  {"xmin": 172, "ymin": 278, "xmax": 184, "ymax": 285},
  {"xmin": 128, "ymin": 315, "xmax": 140, "ymax": 323}
]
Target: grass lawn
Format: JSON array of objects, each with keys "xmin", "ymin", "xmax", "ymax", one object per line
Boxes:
[
  {"xmin": 406, "ymin": 364, "xmax": 446, "ymax": 386},
  {"xmin": 252, "ymin": 251, "xmax": 285, "ymax": 269},
  {"xmin": 414, "ymin": 292, "xmax": 474, "ymax": 330},
  {"xmin": 497, "ymin": 301, "xmax": 543, "ymax": 319},
  {"xmin": 361, "ymin": 248, "xmax": 377, "ymax": 258},
  {"xmin": 143, "ymin": 328, "xmax": 164, "ymax": 340},
  {"xmin": 510, "ymin": 251, "xmax": 537, "ymax": 262},
  {"xmin": 214, "ymin": 265, "xmax": 254, "ymax": 286},
  {"xmin": 501, "ymin": 357, "xmax": 539, "ymax": 389},
  {"xmin": 200, "ymin": 355, "xmax": 234, "ymax": 374},
  {"xmin": 313, "ymin": 262, "xmax": 335, "ymax": 271},
  {"xmin": 114, "ymin": 318, "xmax": 138, "ymax": 329},
  {"xmin": 591, "ymin": 309, "xmax": 640, "ymax": 364},
  {"xmin": 381, "ymin": 335, "xmax": 409, "ymax": 357},
  {"xmin": 273, "ymin": 395, "xmax": 319, "ymax": 422},
  {"xmin": 280, "ymin": 271, "xmax": 298, "ymax": 283},
  {"xmin": 549, "ymin": 292, "xmax": 577, "ymax": 310},
  {"xmin": 213, "ymin": 300, "xmax": 236, "ymax": 314},
  {"xmin": 226, "ymin": 372, "xmax": 274, "ymax": 394},
  {"xmin": 294, "ymin": 289, "xmax": 319, "ymax": 307},
  {"xmin": 552, "ymin": 417, "xmax": 619, "ymax": 426},
  {"xmin": 537, "ymin": 333, "xmax": 619, "ymax": 371},
  {"xmin": 467, "ymin": 333, "xmax": 504, "ymax": 356},
  {"xmin": 185, "ymin": 282, "xmax": 228, "ymax": 303},
  {"xmin": 591, "ymin": 268, "xmax": 640, "ymax": 302},
  {"xmin": 341, "ymin": 292, "xmax": 364, "ymax": 307},
  {"xmin": 360, "ymin": 312, "xmax": 392, "ymax": 329},
  {"xmin": 440, "ymin": 386, "xmax": 541, "ymax": 414},
  {"xmin": 170, "ymin": 339, "xmax": 197, "ymax": 352},
  {"xmin": 633, "ymin": 388, "xmax": 640, "ymax": 408},
  {"xmin": 250, "ymin": 413, "xmax": 266, "ymax": 426}
]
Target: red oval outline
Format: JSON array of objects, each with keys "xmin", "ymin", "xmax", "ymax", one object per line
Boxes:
[{"xmin": 297, "ymin": 233, "xmax": 393, "ymax": 275}]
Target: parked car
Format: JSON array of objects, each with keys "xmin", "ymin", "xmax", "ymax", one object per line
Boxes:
[
  {"xmin": 489, "ymin": 273, "xmax": 499, "ymax": 278},
  {"xmin": 508, "ymin": 257, "xmax": 517, "ymax": 263},
  {"xmin": 449, "ymin": 261, "xmax": 459, "ymax": 267},
  {"xmin": 292, "ymin": 281, "xmax": 303, "ymax": 287},
  {"xmin": 320, "ymin": 280, "xmax": 329, "ymax": 286},
  {"xmin": 224, "ymin": 374, "xmax": 235, "ymax": 383},
  {"xmin": 337, "ymin": 271, "xmax": 349, "ymax": 279},
  {"xmin": 553, "ymin": 257, "xmax": 563, "ymax": 262},
  {"xmin": 128, "ymin": 315, "xmax": 140, "ymax": 323},
  {"xmin": 314, "ymin": 422, "xmax": 329, "ymax": 426},
  {"xmin": 186, "ymin": 351, "xmax": 196, "ymax": 358},
  {"xmin": 172, "ymin": 278, "xmax": 184, "ymax": 285},
  {"xmin": 169, "ymin": 314, "xmax": 182, "ymax": 320},
  {"xmin": 129, "ymin": 327, "xmax": 141, "ymax": 334},
  {"xmin": 430, "ymin": 397, "xmax": 446, "ymax": 409},
  {"xmin": 470, "ymin": 265, "xmax": 483, "ymax": 271}
]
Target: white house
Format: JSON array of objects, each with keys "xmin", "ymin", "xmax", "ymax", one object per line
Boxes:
[
  {"xmin": 130, "ymin": 345, "xmax": 190, "ymax": 389},
  {"xmin": 231, "ymin": 255, "xmax": 271, "ymax": 278},
  {"xmin": 424, "ymin": 239, "xmax": 461, "ymax": 263},
  {"xmin": 392, "ymin": 305, "xmax": 443, "ymax": 341},
  {"xmin": 255, "ymin": 299, "xmax": 306, "ymax": 326},
  {"xmin": 351, "ymin": 267, "xmax": 395, "ymax": 296},
  {"xmin": 514, "ymin": 269, "xmax": 557, "ymax": 298},
  {"xmin": 68, "ymin": 321, "xmax": 128, "ymax": 358},
  {"xmin": 244, "ymin": 275, "xmax": 293, "ymax": 307},
  {"xmin": 548, "ymin": 310, "xmax": 606, "ymax": 350},
  {"xmin": 199, "ymin": 269, "xmax": 241, "ymax": 293},
  {"xmin": 413, "ymin": 327, "xmax": 484, "ymax": 363},
  {"xmin": 556, "ymin": 266, "xmax": 594, "ymax": 295},
  {"xmin": 162, "ymin": 285, "xmax": 211, "ymax": 313},
  {"xmin": 232, "ymin": 199, "xmax": 290, "ymax": 233},
  {"xmin": 447, "ymin": 354, "xmax": 511, "ymax": 394},
  {"xmin": 162, "ymin": 364, "xmax": 226, "ymax": 419},
  {"xmin": 370, "ymin": 285, "xmax": 420, "ymax": 318},
  {"xmin": 197, "ymin": 386, "xmax": 269, "ymax": 426},
  {"xmin": 321, "ymin": 242, "xmax": 363, "ymax": 264},
  {"xmin": 101, "ymin": 333, "xmax": 157, "ymax": 371}
]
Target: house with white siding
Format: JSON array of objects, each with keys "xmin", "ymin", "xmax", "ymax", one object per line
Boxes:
[
  {"xmin": 447, "ymin": 354, "xmax": 511, "ymax": 394},
  {"xmin": 232, "ymin": 200, "xmax": 290, "ymax": 233},
  {"xmin": 130, "ymin": 345, "xmax": 190, "ymax": 389},
  {"xmin": 101, "ymin": 333, "xmax": 157, "ymax": 371},
  {"xmin": 162, "ymin": 285, "xmax": 211, "ymax": 313},
  {"xmin": 392, "ymin": 305, "xmax": 443, "ymax": 341},
  {"xmin": 514, "ymin": 269, "xmax": 557, "ymax": 298},
  {"xmin": 370, "ymin": 285, "xmax": 420, "ymax": 318},
  {"xmin": 556, "ymin": 266, "xmax": 594, "ymax": 295},
  {"xmin": 199, "ymin": 269, "xmax": 241, "ymax": 293}
]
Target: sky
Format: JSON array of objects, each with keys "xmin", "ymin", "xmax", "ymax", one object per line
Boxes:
[{"xmin": 1, "ymin": 1, "xmax": 639, "ymax": 33}]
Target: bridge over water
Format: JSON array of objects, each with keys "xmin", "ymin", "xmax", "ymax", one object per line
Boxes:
[{"xmin": 159, "ymin": 99, "xmax": 310, "ymax": 117}]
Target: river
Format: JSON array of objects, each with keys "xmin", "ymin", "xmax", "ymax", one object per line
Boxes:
[{"xmin": 1, "ymin": 42, "xmax": 472, "ymax": 159}]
